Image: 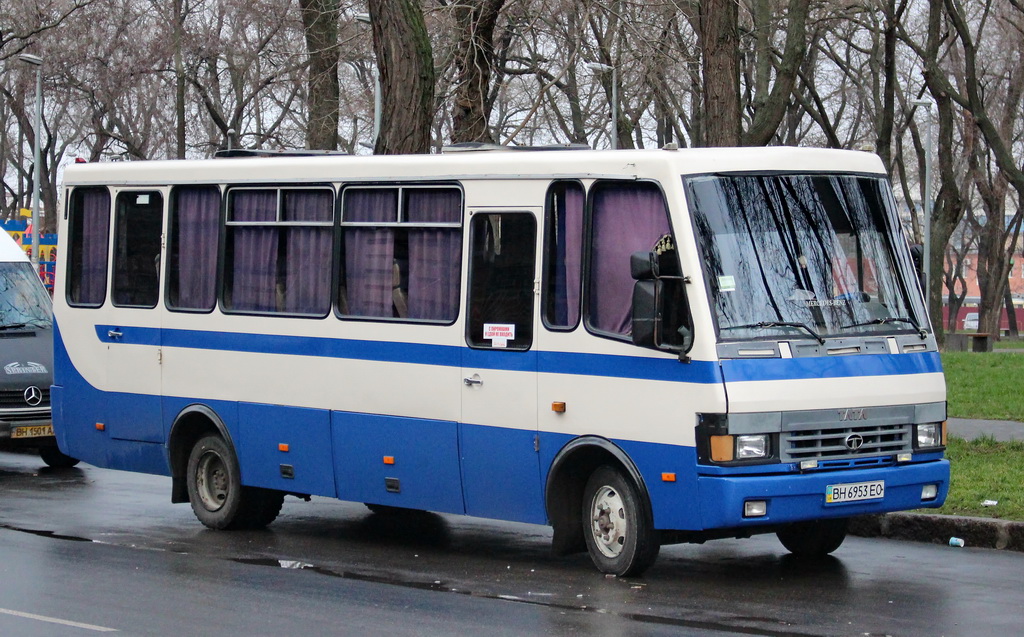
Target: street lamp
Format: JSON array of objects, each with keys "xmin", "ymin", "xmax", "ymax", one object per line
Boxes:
[
  {"xmin": 911, "ymin": 99, "xmax": 935, "ymax": 296},
  {"xmin": 18, "ymin": 53, "xmax": 43, "ymax": 269},
  {"xmin": 587, "ymin": 62, "xmax": 618, "ymax": 150},
  {"xmin": 355, "ymin": 13, "xmax": 381, "ymax": 151}
]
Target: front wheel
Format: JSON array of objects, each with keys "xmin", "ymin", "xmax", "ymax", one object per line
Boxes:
[
  {"xmin": 777, "ymin": 518, "xmax": 849, "ymax": 558},
  {"xmin": 40, "ymin": 446, "xmax": 79, "ymax": 469},
  {"xmin": 186, "ymin": 435, "xmax": 284, "ymax": 530},
  {"xmin": 582, "ymin": 465, "xmax": 660, "ymax": 576}
]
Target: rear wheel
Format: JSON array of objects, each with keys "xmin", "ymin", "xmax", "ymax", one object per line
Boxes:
[
  {"xmin": 582, "ymin": 465, "xmax": 660, "ymax": 576},
  {"xmin": 777, "ymin": 518, "xmax": 848, "ymax": 558},
  {"xmin": 186, "ymin": 435, "xmax": 284, "ymax": 530},
  {"xmin": 39, "ymin": 446, "xmax": 79, "ymax": 469}
]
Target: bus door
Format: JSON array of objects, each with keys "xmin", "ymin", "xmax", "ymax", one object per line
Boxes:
[
  {"xmin": 460, "ymin": 210, "xmax": 544, "ymax": 523},
  {"xmin": 100, "ymin": 189, "xmax": 165, "ymax": 442}
]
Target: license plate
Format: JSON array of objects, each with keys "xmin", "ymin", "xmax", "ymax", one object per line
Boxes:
[
  {"xmin": 826, "ymin": 480, "xmax": 884, "ymax": 503},
  {"xmin": 11, "ymin": 425, "xmax": 54, "ymax": 439}
]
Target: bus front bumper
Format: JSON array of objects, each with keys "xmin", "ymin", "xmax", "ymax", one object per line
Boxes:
[{"xmin": 695, "ymin": 459, "xmax": 950, "ymax": 530}]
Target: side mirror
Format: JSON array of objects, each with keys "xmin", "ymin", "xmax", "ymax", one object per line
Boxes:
[
  {"xmin": 632, "ymin": 280, "xmax": 658, "ymax": 348},
  {"xmin": 630, "ymin": 251, "xmax": 657, "ymax": 280}
]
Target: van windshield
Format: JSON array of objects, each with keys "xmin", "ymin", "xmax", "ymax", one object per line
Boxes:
[
  {"xmin": 0, "ymin": 262, "xmax": 52, "ymax": 329},
  {"xmin": 686, "ymin": 173, "xmax": 926, "ymax": 342}
]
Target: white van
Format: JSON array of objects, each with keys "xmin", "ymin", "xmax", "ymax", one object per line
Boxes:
[{"xmin": 0, "ymin": 231, "xmax": 78, "ymax": 467}]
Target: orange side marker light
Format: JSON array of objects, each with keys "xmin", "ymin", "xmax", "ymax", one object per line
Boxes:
[
  {"xmin": 551, "ymin": 402, "xmax": 566, "ymax": 413},
  {"xmin": 661, "ymin": 473, "xmax": 676, "ymax": 482},
  {"xmin": 278, "ymin": 443, "xmax": 289, "ymax": 452},
  {"xmin": 383, "ymin": 456, "xmax": 395, "ymax": 465},
  {"xmin": 95, "ymin": 422, "xmax": 106, "ymax": 431}
]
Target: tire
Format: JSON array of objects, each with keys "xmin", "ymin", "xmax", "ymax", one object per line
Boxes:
[
  {"xmin": 582, "ymin": 465, "xmax": 660, "ymax": 576},
  {"xmin": 40, "ymin": 446, "xmax": 80, "ymax": 469},
  {"xmin": 777, "ymin": 518, "xmax": 849, "ymax": 558},
  {"xmin": 186, "ymin": 434, "xmax": 284, "ymax": 530}
]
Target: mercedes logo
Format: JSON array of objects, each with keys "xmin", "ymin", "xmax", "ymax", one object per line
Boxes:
[
  {"xmin": 24, "ymin": 386, "xmax": 43, "ymax": 407},
  {"xmin": 844, "ymin": 433, "xmax": 864, "ymax": 451}
]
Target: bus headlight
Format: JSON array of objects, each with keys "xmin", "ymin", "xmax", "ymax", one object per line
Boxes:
[
  {"xmin": 736, "ymin": 434, "xmax": 769, "ymax": 459},
  {"xmin": 916, "ymin": 423, "xmax": 941, "ymax": 448}
]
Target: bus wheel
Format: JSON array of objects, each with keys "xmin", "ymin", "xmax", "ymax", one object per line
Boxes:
[
  {"xmin": 40, "ymin": 447, "xmax": 79, "ymax": 469},
  {"xmin": 582, "ymin": 465, "xmax": 660, "ymax": 576},
  {"xmin": 777, "ymin": 518, "xmax": 848, "ymax": 558},
  {"xmin": 186, "ymin": 435, "xmax": 283, "ymax": 530}
]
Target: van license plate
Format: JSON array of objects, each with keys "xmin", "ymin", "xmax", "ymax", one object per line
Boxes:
[
  {"xmin": 11, "ymin": 425, "xmax": 54, "ymax": 439},
  {"xmin": 826, "ymin": 480, "xmax": 884, "ymax": 503}
]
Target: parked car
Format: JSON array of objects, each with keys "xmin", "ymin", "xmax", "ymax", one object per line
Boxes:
[
  {"xmin": 0, "ymin": 231, "xmax": 78, "ymax": 467},
  {"xmin": 963, "ymin": 312, "xmax": 979, "ymax": 331}
]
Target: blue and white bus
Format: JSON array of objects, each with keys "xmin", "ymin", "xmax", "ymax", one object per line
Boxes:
[{"xmin": 52, "ymin": 146, "xmax": 948, "ymax": 575}]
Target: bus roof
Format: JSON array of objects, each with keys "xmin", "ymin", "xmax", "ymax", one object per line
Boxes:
[{"xmin": 62, "ymin": 147, "xmax": 887, "ymax": 187}]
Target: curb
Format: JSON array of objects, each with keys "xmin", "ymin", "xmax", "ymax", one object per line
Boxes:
[{"xmin": 850, "ymin": 512, "xmax": 1024, "ymax": 551}]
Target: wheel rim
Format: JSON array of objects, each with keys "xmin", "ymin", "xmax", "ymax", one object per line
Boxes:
[
  {"xmin": 195, "ymin": 450, "xmax": 230, "ymax": 512},
  {"xmin": 590, "ymin": 485, "xmax": 627, "ymax": 558}
]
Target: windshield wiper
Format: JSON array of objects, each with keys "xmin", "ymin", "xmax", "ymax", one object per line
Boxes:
[
  {"xmin": 842, "ymin": 317, "xmax": 927, "ymax": 339},
  {"xmin": 722, "ymin": 321, "xmax": 825, "ymax": 344},
  {"xmin": 0, "ymin": 322, "xmax": 27, "ymax": 331}
]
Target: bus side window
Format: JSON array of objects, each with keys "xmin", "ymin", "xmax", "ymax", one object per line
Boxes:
[
  {"xmin": 112, "ymin": 191, "xmax": 163, "ymax": 308},
  {"xmin": 67, "ymin": 187, "xmax": 111, "ymax": 307},
  {"xmin": 466, "ymin": 213, "xmax": 537, "ymax": 350},
  {"xmin": 586, "ymin": 181, "xmax": 673, "ymax": 339},
  {"xmin": 542, "ymin": 181, "xmax": 584, "ymax": 330},
  {"xmin": 339, "ymin": 186, "xmax": 462, "ymax": 323},
  {"xmin": 167, "ymin": 186, "xmax": 220, "ymax": 312}
]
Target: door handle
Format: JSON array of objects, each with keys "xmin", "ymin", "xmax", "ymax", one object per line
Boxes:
[
  {"xmin": 107, "ymin": 329, "xmax": 123, "ymax": 339},
  {"xmin": 463, "ymin": 375, "xmax": 483, "ymax": 386}
]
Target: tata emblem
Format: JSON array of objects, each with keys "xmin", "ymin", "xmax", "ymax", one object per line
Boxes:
[
  {"xmin": 845, "ymin": 433, "xmax": 865, "ymax": 451},
  {"xmin": 24, "ymin": 386, "xmax": 43, "ymax": 407},
  {"xmin": 838, "ymin": 408, "xmax": 866, "ymax": 422}
]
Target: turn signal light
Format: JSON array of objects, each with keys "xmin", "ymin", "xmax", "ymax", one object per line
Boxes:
[{"xmin": 710, "ymin": 435, "xmax": 734, "ymax": 462}]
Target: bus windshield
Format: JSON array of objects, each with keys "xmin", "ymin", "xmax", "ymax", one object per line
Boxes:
[
  {"xmin": 687, "ymin": 173, "xmax": 925, "ymax": 342},
  {"xmin": 0, "ymin": 262, "xmax": 53, "ymax": 329}
]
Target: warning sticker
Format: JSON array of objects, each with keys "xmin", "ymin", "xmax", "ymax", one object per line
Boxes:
[{"xmin": 483, "ymin": 323, "xmax": 515, "ymax": 348}]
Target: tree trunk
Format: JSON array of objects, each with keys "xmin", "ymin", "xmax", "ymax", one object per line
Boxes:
[
  {"xmin": 369, "ymin": 0, "xmax": 435, "ymax": 154},
  {"xmin": 299, "ymin": 0, "xmax": 341, "ymax": 151},
  {"xmin": 698, "ymin": 0, "xmax": 740, "ymax": 147},
  {"xmin": 450, "ymin": 0, "xmax": 506, "ymax": 144},
  {"xmin": 742, "ymin": 0, "xmax": 809, "ymax": 146}
]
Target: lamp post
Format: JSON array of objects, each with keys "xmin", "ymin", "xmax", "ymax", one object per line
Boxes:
[
  {"xmin": 355, "ymin": 13, "xmax": 381, "ymax": 152},
  {"xmin": 911, "ymin": 99, "xmax": 934, "ymax": 296},
  {"xmin": 19, "ymin": 53, "xmax": 43, "ymax": 269},
  {"xmin": 587, "ymin": 62, "xmax": 617, "ymax": 150}
]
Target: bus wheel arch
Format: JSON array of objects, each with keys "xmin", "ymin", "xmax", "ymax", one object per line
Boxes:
[
  {"xmin": 168, "ymin": 405, "xmax": 233, "ymax": 504},
  {"xmin": 545, "ymin": 437, "xmax": 657, "ymax": 569}
]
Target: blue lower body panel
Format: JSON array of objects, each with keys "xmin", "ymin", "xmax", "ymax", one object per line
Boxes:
[{"xmin": 696, "ymin": 460, "xmax": 950, "ymax": 529}]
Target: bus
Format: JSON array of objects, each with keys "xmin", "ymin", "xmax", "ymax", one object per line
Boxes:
[{"xmin": 52, "ymin": 146, "xmax": 949, "ymax": 576}]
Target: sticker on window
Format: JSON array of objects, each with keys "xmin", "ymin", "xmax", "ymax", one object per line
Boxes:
[
  {"xmin": 483, "ymin": 323, "xmax": 515, "ymax": 348},
  {"xmin": 718, "ymin": 275, "xmax": 736, "ymax": 292}
]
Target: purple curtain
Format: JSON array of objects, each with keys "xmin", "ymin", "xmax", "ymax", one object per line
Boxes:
[
  {"xmin": 77, "ymin": 189, "xmax": 111, "ymax": 305},
  {"xmin": 283, "ymin": 190, "xmax": 333, "ymax": 314},
  {"xmin": 229, "ymin": 190, "xmax": 277, "ymax": 312},
  {"xmin": 589, "ymin": 184, "xmax": 671, "ymax": 335},
  {"xmin": 549, "ymin": 184, "xmax": 584, "ymax": 326},
  {"xmin": 406, "ymin": 189, "xmax": 462, "ymax": 321},
  {"xmin": 344, "ymin": 189, "xmax": 397, "ymax": 316},
  {"xmin": 172, "ymin": 186, "xmax": 220, "ymax": 310}
]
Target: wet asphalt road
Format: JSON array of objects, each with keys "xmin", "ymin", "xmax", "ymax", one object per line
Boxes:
[{"xmin": 1, "ymin": 450, "xmax": 1022, "ymax": 636}]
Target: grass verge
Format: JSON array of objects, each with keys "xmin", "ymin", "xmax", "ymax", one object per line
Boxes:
[
  {"xmin": 928, "ymin": 436, "xmax": 1024, "ymax": 521},
  {"xmin": 941, "ymin": 352, "xmax": 1024, "ymax": 421}
]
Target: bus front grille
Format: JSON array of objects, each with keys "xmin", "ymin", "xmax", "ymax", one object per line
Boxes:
[{"xmin": 780, "ymin": 423, "xmax": 911, "ymax": 462}]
